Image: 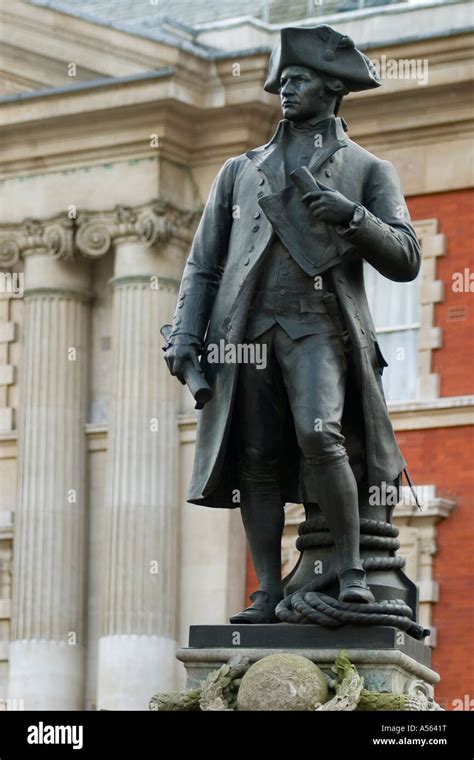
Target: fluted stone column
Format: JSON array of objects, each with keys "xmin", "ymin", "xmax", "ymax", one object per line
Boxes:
[
  {"xmin": 4, "ymin": 217, "xmax": 91, "ymax": 710},
  {"xmin": 77, "ymin": 205, "xmax": 189, "ymax": 710}
]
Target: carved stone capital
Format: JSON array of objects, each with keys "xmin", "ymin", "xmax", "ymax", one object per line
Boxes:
[
  {"xmin": 0, "ymin": 237, "xmax": 20, "ymax": 269},
  {"xmin": 0, "ymin": 215, "xmax": 74, "ymax": 268},
  {"xmin": 150, "ymin": 200, "xmax": 200, "ymax": 246},
  {"xmin": 75, "ymin": 200, "xmax": 200, "ymax": 258},
  {"xmin": 0, "ymin": 202, "xmax": 201, "ymax": 269}
]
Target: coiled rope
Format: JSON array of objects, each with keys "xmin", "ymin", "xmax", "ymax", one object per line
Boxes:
[{"xmin": 277, "ymin": 517, "xmax": 427, "ymax": 639}]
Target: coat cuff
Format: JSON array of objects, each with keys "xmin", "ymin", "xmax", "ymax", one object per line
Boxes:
[
  {"xmin": 164, "ymin": 332, "xmax": 204, "ymax": 353},
  {"xmin": 168, "ymin": 290, "xmax": 213, "ymax": 346},
  {"xmin": 336, "ymin": 203, "xmax": 366, "ymax": 238},
  {"xmin": 337, "ymin": 204, "xmax": 408, "ymax": 253}
]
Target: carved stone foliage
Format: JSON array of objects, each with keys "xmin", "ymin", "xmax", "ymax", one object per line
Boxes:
[
  {"xmin": 76, "ymin": 202, "xmax": 198, "ymax": 258},
  {"xmin": 0, "ymin": 201, "xmax": 200, "ymax": 267},
  {"xmin": 0, "ymin": 216, "xmax": 74, "ymax": 267}
]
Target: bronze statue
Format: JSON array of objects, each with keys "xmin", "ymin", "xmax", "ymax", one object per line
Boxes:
[{"xmin": 164, "ymin": 25, "xmax": 421, "ymax": 628}]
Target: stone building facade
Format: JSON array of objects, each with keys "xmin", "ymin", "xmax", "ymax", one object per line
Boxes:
[{"xmin": 0, "ymin": 0, "xmax": 472, "ymax": 709}]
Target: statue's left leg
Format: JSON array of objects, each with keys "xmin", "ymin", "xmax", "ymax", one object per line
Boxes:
[{"xmin": 275, "ymin": 328, "xmax": 375, "ymax": 604}]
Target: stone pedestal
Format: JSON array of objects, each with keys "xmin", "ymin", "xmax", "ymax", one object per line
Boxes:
[{"xmin": 176, "ymin": 625, "xmax": 439, "ymax": 700}]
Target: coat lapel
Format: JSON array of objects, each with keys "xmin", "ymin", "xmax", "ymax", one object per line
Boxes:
[
  {"xmin": 245, "ymin": 121, "xmax": 287, "ymax": 191},
  {"xmin": 246, "ymin": 117, "xmax": 348, "ymax": 192},
  {"xmin": 307, "ymin": 115, "xmax": 348, "ymax": 174}
]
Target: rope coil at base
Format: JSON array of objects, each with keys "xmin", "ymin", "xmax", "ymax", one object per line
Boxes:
[{"xmin": 277, "ymin": 517, "xmax": 428, "ymax": 640}]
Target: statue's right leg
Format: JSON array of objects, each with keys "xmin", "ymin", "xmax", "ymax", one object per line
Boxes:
[{"xmin": 229, "ymin": 327, "xmax": 286, "ymax": 624}]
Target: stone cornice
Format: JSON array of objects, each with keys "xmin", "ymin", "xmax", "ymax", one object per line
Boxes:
[
  {"xmin": 0, "ymin": 201, "xmax": 200, "ymax": 268},
  {"xmin": 389, "ymin": 395, "xmax": 474, "ymax": 431},
  {"xmin": 0, "ymin": 28, "xmax": 471, "ymax": 178}
]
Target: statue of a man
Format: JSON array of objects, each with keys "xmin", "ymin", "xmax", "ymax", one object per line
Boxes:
[{"xmin": 164, "ymin": 25, "xmax": 421, "ymax": 624}]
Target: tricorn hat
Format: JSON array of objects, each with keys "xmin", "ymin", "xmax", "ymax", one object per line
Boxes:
[{"xmin": 264, "ymin": 25, "xmax": 381, "ymax": 94}]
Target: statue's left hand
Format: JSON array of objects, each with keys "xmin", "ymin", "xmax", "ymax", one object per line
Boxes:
[{"xmin": 302, "ymin": 182, "xmax": 356, "ymax": 226}]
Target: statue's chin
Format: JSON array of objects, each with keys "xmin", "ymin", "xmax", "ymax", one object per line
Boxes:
[{"xmin": 282, "ymin": 108, "xmax": 299, "ymax": 120}]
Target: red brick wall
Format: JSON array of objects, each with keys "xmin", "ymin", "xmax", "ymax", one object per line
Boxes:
[
  {"xmin": 408, "ymin": 189, "xmax": 474, "ymax": 398},
  {"xmin": 404, "ymin": 188, "xmax": 474, "ymax": 708},
  {"xmin": 397, "ymin": 426, "xmax": 474, "ymax": 709}
]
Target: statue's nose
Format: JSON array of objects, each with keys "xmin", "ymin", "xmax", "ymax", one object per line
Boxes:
[{"xmin": 280, "ymin": 81, "xmax": 294, "ymax": 97}]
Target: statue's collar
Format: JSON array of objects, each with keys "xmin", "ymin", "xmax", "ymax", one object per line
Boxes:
[
  {"xmin": 246, "ymin": 116, "xmax": 347, "ymax": 191},
  {"xmin": 271, "ymin": 115, "xmax": 347, "ymax": 144},
  {"xmin": 287, "ymin": 115, "xmax": 335, "ymax": 136}
]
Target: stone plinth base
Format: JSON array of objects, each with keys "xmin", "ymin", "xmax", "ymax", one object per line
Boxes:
[{"xmin": 176, "ymin": 625, "xmax": 439, "ymax": 699}]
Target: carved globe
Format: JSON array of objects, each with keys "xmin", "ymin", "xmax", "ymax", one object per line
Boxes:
[{"xmin": 236, "ymin": 653, "xmax": 328, "ymax": 711}]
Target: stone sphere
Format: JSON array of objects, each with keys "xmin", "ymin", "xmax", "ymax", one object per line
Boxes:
[{"xmin": 236, "ymin": 653, "xmax": 328, "ymax": 711}]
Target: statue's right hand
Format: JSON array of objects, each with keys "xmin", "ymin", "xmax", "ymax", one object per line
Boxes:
[{"xmin": 164, "ymin": 340, "xmax": 201, "ymax": 385}]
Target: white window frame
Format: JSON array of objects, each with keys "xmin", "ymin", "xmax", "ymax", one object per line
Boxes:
[{"xmin": 364, "ymin": 218, "xmax": 445, "ymax": 405}]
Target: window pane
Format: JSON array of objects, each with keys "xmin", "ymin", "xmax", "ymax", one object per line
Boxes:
[
  {"xmin": 376, "ymin": 329, "xmax": 419, "ymax": 402},
  {"xmin": 364, "ymin": 261, "xmax": 421, "ymax": 402},
  {"xmin": 364, "ymin": 262, "xmax": 421, "ymax": 329}
]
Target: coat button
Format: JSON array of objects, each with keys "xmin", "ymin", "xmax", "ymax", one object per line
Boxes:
[
  {"xmin": 244, "ymin": 257, "xmax": 250, "ymax": 266},
  {"xmin": 259, "ymin": 177, "xmax": 265, "ymax": 185},
  {"xmin": 279, "ymin": 289, "xmax": 286, "ymax": 295},
  {"xmin": 281, "ymin": 270, "xmax": 288, "ymax": 276},
  {"xmin": 178, "ymin": 303, "xmax": 183, "ymax": 308},
  {"xmin": 175, "ymin": 317, "xmax": 181, "ymax": 325},
  {"xmin": 247, "ymin": 244, "xmax": 254, "ymax": 252},
  {"xmin": 257, "ymin": 191, "xmax": 263, "ymax": 198},
  {"xmin": 330, "ymin": 155, "xmax": 335, "ymax": 163},
  {"xmin": 325, "ymin": 169, "xmax": 331, "ymax": 177},
  {"xmin": 254, "ymin": 211, "xmax": 261, "ymax": 219},
  {"xmin": 252, "ymin": 225, "xmax": 259, "ymax": 232}
]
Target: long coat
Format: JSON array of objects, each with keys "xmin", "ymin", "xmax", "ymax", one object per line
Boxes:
[{"xmin": 170, "ymin": 116, "xmax": 421, "ymax": 508}]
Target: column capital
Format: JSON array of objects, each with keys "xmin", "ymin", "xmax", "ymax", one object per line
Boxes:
[
  {"xmin": 76, "ymin": 200, "xmax": 199, "ymax": 258},
  {"xmin": 0, "ymin": 215, "xmax": 75, "ymax": 268},
  {"xmin": 0, "ymin": 201, "xmax": 200, "ymax": 269}
]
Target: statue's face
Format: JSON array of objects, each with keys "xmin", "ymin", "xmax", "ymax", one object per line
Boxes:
[{"xmin": 279, "ymin": 65, "xmax": 328, "ymax": 122}]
